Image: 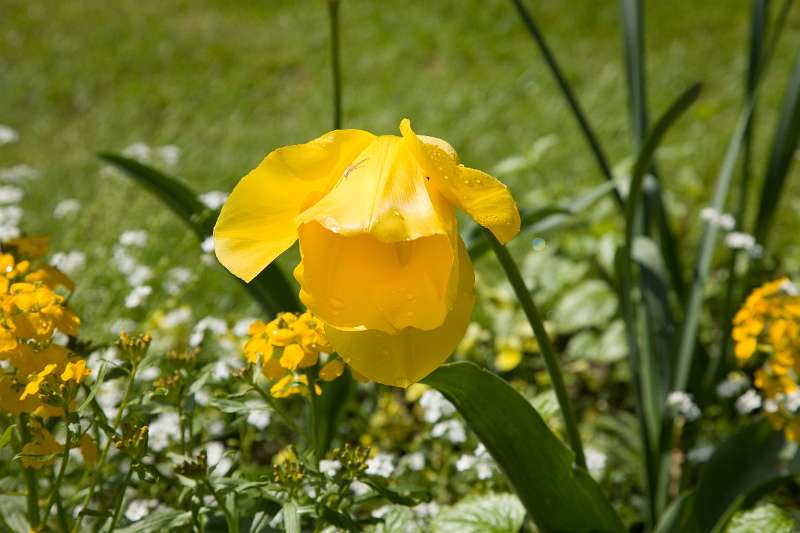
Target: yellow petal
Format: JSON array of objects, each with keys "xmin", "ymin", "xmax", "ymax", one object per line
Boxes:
[
  {"xmin": 214, "ymin": 129, "xmax": 374, "ymax": 282},
  {"xmin": 279, "ymin": 344, "xmax": 305, "ymax": 371},
  {"xmin": 325, "ymin": 238, "xmax": 475, "ymax": 387},
  {"xmin": 400, "ymin": 119, "xmax": 521, "ymax": 244},
  {"xmin": 262, "ymin": 356, "xmax": 288, "ymax": 380},
  {"xmin": 296, "ymin": 221, "xmax": 457, "ymax": 333},
  {"xmin": 296, "ymin": 133, "xmax": 457, "ymax": 243}
]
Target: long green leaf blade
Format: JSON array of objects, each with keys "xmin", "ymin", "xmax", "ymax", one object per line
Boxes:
[
  {"xmin": 423, "ymin": 362, "xmax": 625, "ymax": 533},
  {"xmin": 98, "ymin": 153, "xmax": 300, "ymax": 314},
  {"xmin": 654, "ymin": 421, "xmax": 800, "ymax": 533},
  {"xmin": 753, "ymin": 51, "xmax": 800, "ymax": 246}
]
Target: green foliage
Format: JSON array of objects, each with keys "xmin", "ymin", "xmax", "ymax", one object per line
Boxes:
[
  {"xmin": 726, "ymin": 503, "xmax": 796, "ymax": 533},
  {"xmin": 424, "ymin": 362, "xmax": 625, "ymax": 533},
  {"xmin": 430, "ymin": 493, "xmax": 526, "ymax": 533}
]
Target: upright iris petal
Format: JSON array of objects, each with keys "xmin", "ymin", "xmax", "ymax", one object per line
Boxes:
[{"xmin": 214, "ymin": 119, "xmax": 520, "ymax": 387}]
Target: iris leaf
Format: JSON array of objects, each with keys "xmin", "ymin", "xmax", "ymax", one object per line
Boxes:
[
  {"xmin": 653, "ymin": 420, "xmax": 800, "ymax": 533},
  {"xmin": 423, "ymin": 362, "xmax": 625, "ymax": 533},
  {"xmin": 98, "ymin": 153, "xmax": 300, "ymax": 315}
]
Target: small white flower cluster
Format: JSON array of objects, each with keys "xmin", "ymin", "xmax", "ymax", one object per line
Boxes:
[
  {"xmin": 122, "ymin": 142, "xmax": 182, "ymax": 168},
  {"xmin": 163, "ymin": 266, "xmax": 193, "ymax": 295},
  {"xmin": 113, "ymin": 230, "xmax": 154, "ymax": 308},
  {"xmin": 199, "ymin": 190, "xmax": 228, "ymax": 210},
  {"xmin": 124, "ymin": 498, "xmax": 159, "ymax": 522},
  {"xmin": 51, "ymin": 250, "xmax": 86, "ymax": 277},
  {"xmin": 700, "ymin": 207, "xmax": 763, "ymax": 258},
  {"xmin": 365, "ymin": 452, "xmax": 396, "ymax": 478},
  {"xmin": 53, "ymin": 198, "xmax": 81, "ymax": 219},
  {"xmin": 0, "ymin": 125, "xmax": 19, "ymax": 145},
  {"xmin": 431, "ymin": 419, "xmax": 467, "ymax": 444},
  {"xmin": 0, "ymin": 167, "xmax": 24, "ymax": 240},
  {"xmin": 419, "ymin": 390, "xmax": 455, "ymax": 423},
  {"xmin": 190, "ymin": 316, "xmax": 228, "ymax": 347},
  {"xmin": 716, "ymin": 372, "xmax": 750, "ymax": 399},
  {"xmin": 244, "ymin": 400, "xmax": 271, "ymax": 430},
  {"xmin": 686, "ymin": 445, "xmax": 714, "ymax": 463},
  {"xmin": 735, "ymin": 389, "xmax": 762, "ymax": 415},
  {"xmin": 0, "ymin": 164, "xmax": 38, "ymax": 183},
  {"xmin": 753, "ymin": 389, "xmax": 800, "ymax": 417},
  {"xmin": 319, "ymin": 459, "xmax": 341, "ymax": 476},
  {"xmin": 666, "ymin": 391, "xmax": 701, "ymax": 421},
  {"xmin": 455, "ymin": 443, "xmax": 493, "ymax": 480},
  {"xmin": 206, "ymin": 441, "xmax": 233, "ymax": 476},
  {"xmin": 148, "ymin": 412, "xmax": 182, "ymax": 451},
  {"xmin": 585, "ymin": 447, "xmax": 608, "ymax": 477},
  {"xmin": 161, "ymin": 306, "xmax": 193, "ymax": 329},
  {"xmin": 700, "ymin": 207, "xmax": 736, "ymax": 230}
]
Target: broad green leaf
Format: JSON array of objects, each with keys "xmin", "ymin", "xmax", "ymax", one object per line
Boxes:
[
  {"xmin": 753, "ymin": 51, "xmax": 800, "ymax": 246},
  {"xmin": 431, "ymin": 493, "xmax": 526, "ymax": 533},
  {"xmin": 367, "ymin": 506, "xmax": 416, "ymax": 533},
  {"xmin": 654, "ymin": 420, "xmax": 800, "ymax": 533},
  {"xmin": 98, "ymin": 153, "xmax": 300, "ymax": 315},
  {"xmin": 725, "ymin": 503, "xmax": 795, "ymax": 533},
  {"xmin": 423, "ymin": 362, "xmax": 625, "ymax": 533},
  {"xmin": 551, "ymin": 279, "xmax": 617, "ymax": 334}
]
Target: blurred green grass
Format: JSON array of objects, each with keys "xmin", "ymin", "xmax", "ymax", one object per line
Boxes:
[{"xmin": 1, "ymin": 0, "xmax": 799, "ymax": 338}]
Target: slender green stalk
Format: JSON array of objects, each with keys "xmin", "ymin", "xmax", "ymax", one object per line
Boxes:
[
  {"xmin": 16, "ymin": 415, "xmax": 40, "ymax": 528},
  {"xmin": 509, "ymin": 0, "xmax": 622, "ymax": 209},
  {"xmin": 204, "ymin": 479, "xmax": 239, "ymax": 533},
  {"xmin": 40, "ymin": 423, "xmax": 72, "ymax": 530},
  {"xmin": 252, "ymin": 385, "xmax": 305, "ymax": 437},
  {"xmin": 106, "ymin": 464, "xmax": 135, "ymax": 532},
  {"xmin": 483, "ymin": 229, "xmax": 586, "ymax": 468},
  {"xmin": 72, "ymin": 363, "xmax": 138, "ymax": 533},
  {"xmin": 327, "ymin": 0, "xmax": 342, "ymax": 130}
]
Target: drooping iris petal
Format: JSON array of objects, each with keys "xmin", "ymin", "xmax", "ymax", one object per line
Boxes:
[
  {"xmin": 296, "ymin": 135, "xmax": 457, "ymax": 242},
  {"xmin": 324, "ymin": 239, "xmax": 474, "ymax": 387},
  {"xmin": 295, "ymin": 222, "xmax": 456, "ymax": 333},
  {"xmin": 295, "ymin": 133, "xmax": 460, "ymax": 334},
  {"xmin": 399, "ymin": 119, "xmax": 521, "ymax": 244},
  {"xmin": 214, "ymin": 129, "xmax": 374, "ymax": 282}
]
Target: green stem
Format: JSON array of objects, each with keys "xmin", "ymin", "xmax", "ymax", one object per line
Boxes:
[
  {"xmin": 72, "ymin": 363, "xmax": 138, "ymax": 533},
  {"xmin": 327, "ymin": 0, "xmax": 342, "ymax": 130},
  {"xmin": 484, "ymin": 229, "xmax": 586, "ymax": 468},
  {"xmin": 40, "ymin": 423, "xmax": 72, "ymax": 529},
  {"xmin": 106, "ymin": 463, "xmax": 135, "ymax": 532},
  {"xmin": 16, "ymin": 415, "xmax": 41, "ymax": 527},
  {"xmin": 252, "ymin": 385, "xmax": 305, "ymax": 437},
  {"xmin": 204, "ymin": 479, "xmax": 239, "ymax": 533},
  {"xmin": 510, "ymin": 0, "xmax": 623, "ymax": 210}
]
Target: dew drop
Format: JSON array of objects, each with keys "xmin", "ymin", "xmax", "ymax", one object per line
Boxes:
[{"xmin": 532, "ymin": 237, "xmax": 546, "ymax": 251}]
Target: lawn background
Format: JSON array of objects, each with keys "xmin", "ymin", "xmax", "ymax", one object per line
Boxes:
[{"xmin": 2, "ymin": 0, "xmax": 799, "ymax": 337}]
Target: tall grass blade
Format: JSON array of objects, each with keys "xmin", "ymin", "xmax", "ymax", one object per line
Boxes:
[
  {"xmin": 619, "ymin": 83, "xmax": 702, "ymax": 525},
  {"xmin": 509, "ymin": 0, "xmax": 623, "ymax": 208},
  {"xmin": 753, "ymin": 51, "xmax": 800, "ymax": 247}
]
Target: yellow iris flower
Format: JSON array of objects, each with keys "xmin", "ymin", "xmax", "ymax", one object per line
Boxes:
[{"xmin": 215, "ymin": 119, "xmax": 520, "ymax": 386}]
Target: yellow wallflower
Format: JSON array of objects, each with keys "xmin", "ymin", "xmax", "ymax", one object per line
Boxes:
[
  {"xmin": 733, "ymin": 277, "xmax": 800, "ymax": 441},
  {"xmin": 319, "ymin": 358, "xmax": 344, "ymax": 381},
  {"xmin": 215, "ymin": 119, "xmax": 520, "ymax": 386},
  {"xmin": 61, "ymin": 359, "xmax": 91, "ymax": 383},
  {"xmin": 19, "ymin": 363, "xmax": 57, "ymax": 400}
]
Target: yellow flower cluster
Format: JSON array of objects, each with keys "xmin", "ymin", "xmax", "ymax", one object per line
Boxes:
[
  {"xmin": 733, "ymin": 277, "xmax": 800, "ymax": 440},
  {"xmin": 0, "ymin": 237, "xmax": 90, "ymax": 417},
  {"xmin": 244, "ymin": 311, "xmax": 345, "ymax": 398}
]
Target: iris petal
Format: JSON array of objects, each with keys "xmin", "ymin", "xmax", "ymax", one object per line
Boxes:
[
  {"xmin": 399, "ymin": 119, "xmax": 521, "ymax": 244},
  {"xmin": 324, "ymin": 238, "xmax": 474, "ymax": 387},
  {"xmin": 214, "ymin": 129, "xmax": 374, "ymax": 282},
  {"xmin": 295, "ymin": 222, "xmax": 456, "ymax": 333}
]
